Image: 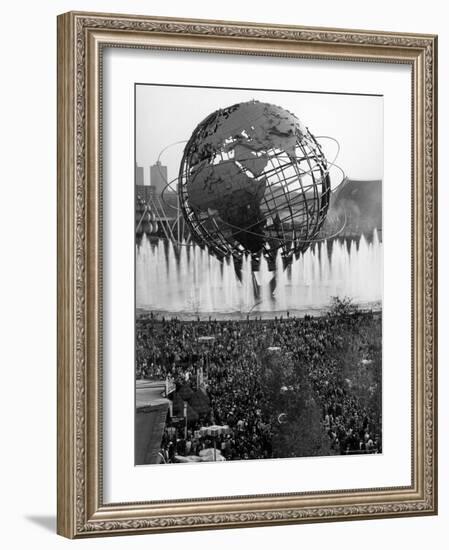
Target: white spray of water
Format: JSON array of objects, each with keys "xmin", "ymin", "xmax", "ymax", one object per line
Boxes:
[{"xmin": 136, "ymin": 231, "xmax": 382, "ymax": 317}]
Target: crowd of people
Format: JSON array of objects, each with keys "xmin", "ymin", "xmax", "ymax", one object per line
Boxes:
[{"xmin": 136, "ymin": 307, "xmax": 382, "ymax": 462}]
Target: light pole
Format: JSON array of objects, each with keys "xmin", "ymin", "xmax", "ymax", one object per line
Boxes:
[{"xmin": 198, "ymin": 336, "xmax": 215, "ymax": 386}]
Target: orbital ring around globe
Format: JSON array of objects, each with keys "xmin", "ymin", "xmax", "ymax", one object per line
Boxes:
[
  {"xmin": 139, "ymin": 100, "xmax": 348, "ymax": 272},
  {"xmin": 157, "ymin": 142, "xmax": 346, "ymax": 261},
  {"xmin": 158, "ymin": 141, "xmax": 345, "ymax": 254},
  {"xmin": 159, "ymin": 157, "xmax": 347, "ymax": 247},
  {"xmin": 161, "ymin": 136, "xmax": 346, "ymax": 238}
]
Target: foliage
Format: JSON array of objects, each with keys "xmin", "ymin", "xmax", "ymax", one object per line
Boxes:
[
  {"xmin": 328, "ymin": 296, "xmax": 359, "ymax": 318},
  {"xmin": 259, "ymin": 348, "xmax": 330, "ymax": 458}
]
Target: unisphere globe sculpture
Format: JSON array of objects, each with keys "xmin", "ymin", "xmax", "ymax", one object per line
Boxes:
[{"xmin": 178, "ymin": 100, "xmax": 331, "ymax": 271}]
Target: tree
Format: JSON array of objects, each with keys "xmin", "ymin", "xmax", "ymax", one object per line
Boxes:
[
  {"xmin": 259, "ymin": 347, "xmax": 330, "ymax": 458},
  {"xmin": 328, "ymin": 296, "xmax": 358, "ymax": 318}
]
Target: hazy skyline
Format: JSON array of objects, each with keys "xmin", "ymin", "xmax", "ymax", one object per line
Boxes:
[{"xmin": 136, "ymin": 84, "xmax": 383, "ymax": 190}]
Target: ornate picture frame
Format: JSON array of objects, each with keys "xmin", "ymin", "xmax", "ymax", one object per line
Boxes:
[{"xmin": 57, "ymin": 11, "xmax": 437, "ymax": 538}]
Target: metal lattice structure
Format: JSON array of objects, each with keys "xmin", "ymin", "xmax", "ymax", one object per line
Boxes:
[
  {"xmin": 179, "ymin": 100, "xmax": 331, "ymax": 270},
  {"xmin": 135, "ymin": 194, "xmax": 159, "ymax": 236}
]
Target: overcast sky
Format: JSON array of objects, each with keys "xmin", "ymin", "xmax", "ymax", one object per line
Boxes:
[{"xmin": 136, "ymin": 84, "xmax": 383, "ymax": 190}]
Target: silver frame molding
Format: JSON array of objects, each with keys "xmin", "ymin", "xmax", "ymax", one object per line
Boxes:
[{"xmin": 57, "ymin": 11, "xmax": 438, "ymax": 538}]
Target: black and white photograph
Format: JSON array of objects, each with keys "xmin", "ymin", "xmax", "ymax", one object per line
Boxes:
[
  {"xmin": 134, "ymin": 83, "xmax": 383, "ymax": 466},
  {"xmin": 0, "ymin": 0, "xmax": 441, "ymax": 544}
]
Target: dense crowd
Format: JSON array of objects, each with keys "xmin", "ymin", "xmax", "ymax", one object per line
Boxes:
[{"xmin": 136, "ymin": 308, "xmax": 382, "ymax": 462}]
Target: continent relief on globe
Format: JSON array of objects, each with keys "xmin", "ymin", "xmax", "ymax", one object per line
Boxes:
[{"xmin": 186, "ymin": 101, "xmax": 305, "ymax": 252}]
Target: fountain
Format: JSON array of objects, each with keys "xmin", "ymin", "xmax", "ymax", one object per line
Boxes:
[{"xmin": 136, "ymin": 230, "xmax": 382, "ymax": 319}]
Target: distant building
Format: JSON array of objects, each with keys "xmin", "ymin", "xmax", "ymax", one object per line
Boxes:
[
  {"xmin": 136, "ymin": 161, "xmax": 183, "ymax": 240},
  {"xmin": 135, "ymin": 164, "xmax": 144, "ymax": 186},
  {"xmin": 136, "ymin": 163, "xmax": 155, "ymax": 204},
  {"xmin": 150, "ymin": 161, "xmax": 168, "ymax": 196}
]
